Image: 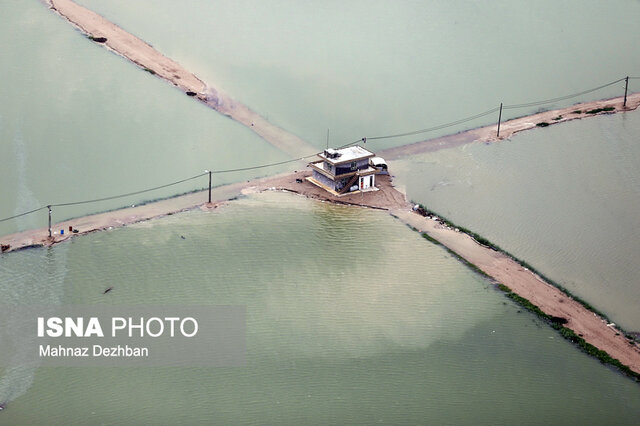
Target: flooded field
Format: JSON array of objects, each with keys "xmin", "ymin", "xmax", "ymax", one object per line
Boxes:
[
  {"xmin": 1, "ymin": 192, "xmax": 639, "ymax": 424},
  {"xmin": 394, "ymin": 111, "xmax": 640, "ymax": 330}
]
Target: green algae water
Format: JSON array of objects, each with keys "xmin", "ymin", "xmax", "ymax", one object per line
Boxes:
[
  {"xmin": 394, "ymin": 111, "xmax": 640, "ymax": 331},
  {"xmin": 1, "ymin": 192, "xmax": 639, "ymax": 424}
]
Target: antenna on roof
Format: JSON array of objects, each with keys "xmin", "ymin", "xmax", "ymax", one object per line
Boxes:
[{"xmin": 326, "ymin": 129, "xmax": 330, "ymax": 149}]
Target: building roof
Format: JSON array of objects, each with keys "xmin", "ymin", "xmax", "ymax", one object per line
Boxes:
[
  {"xmin": 370, "ymin": 157, "xmax": 387, "ymax": 167},
  {"xmin": 318, "ymin": 145, "xmax": 375, "ymax": 165}
]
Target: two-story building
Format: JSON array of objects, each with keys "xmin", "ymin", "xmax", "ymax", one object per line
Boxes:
[{"xmin": 308, "ymin": 146, "xmax": 378, "ymax": 195}]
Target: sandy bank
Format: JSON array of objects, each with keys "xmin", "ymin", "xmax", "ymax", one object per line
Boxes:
[
  {"xmin": 380, "ymin": 93, "xmax": 640, "ymax": 160},
  {"xmin": 46, "ymin": 0, "xmax": 315, "ymax": 158}
]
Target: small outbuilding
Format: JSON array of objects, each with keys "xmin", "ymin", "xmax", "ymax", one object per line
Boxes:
[
  {"xmin": 307, "ymin": 145, "xmax": 385, "ymax": 195},
  {"xmin": 369, "ymin": 156, "xmax": 388, "ymax": 172}
]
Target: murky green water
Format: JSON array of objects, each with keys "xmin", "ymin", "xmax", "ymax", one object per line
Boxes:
[
  {"xmin": 75, "ymin": 0, "xmax": 640, "ymax": 149},
  {"xmin": 1, "ymin": 192, "xmax": 639, "ymax": 424},
  {"xmin": 3, "ymin": 1, "xmax": 640, "ymax": 235},
  {"xmin": 2, "ymin": 1, "xmax": 640, "ymax": 423},
  {"xmin": 394, "ymin": 111, "xmax": 640, "ymax": 330},
  {"xmin": 0, "ymin": 1, "xmax": 290, "ymax": 236}
]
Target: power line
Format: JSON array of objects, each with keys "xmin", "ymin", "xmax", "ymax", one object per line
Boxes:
[
  {"xmin": 0, "ymin": 142, "xmax": 366, "ymax": 223},
  {"xmin": 51, "ymin": 172, "xmax": 208, "ymax": 207},
  {"xmin": 361, "ymin": 78, "xmax": 630, "ymax": 142},
  {"xmin": 0, "ymin": 76, "xmax": 637, "ymax": 225},
  {"xmin": 211, "ymin": 155, "xmax": 313, "ymax": 174},
  {"xmin": 210, "ymin": 139, "xmax": 363, "ymax": 174},
  {"xmin": 0, "ymin": 206, "xmax": 47, "ymax": 223},
  {"xmin": 366, "ymin": 106, "xmax": 501, "ymax": 141},
  {"xmin": 359, "ymin": 78, "xmax": 631, "ymax": 144},
  {"xmin": 503, "ymin": 78, "xmax": 626, "ymax": 110}
]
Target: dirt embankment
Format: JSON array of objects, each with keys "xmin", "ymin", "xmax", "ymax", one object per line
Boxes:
[
  {"xmin": 46, "ymin": 0, "xmax": 315, "ymax": 158},
  {"xmin": 46, "ymin": 1, "xmax": 640, "ymax": 163},
  {"xmin": 1, "ymin": 171, "xmax": 403, "ymax": 253},
  {"xmin": 26, "ymin": 0, "xmax": 640, "ymax": 380},
  {"xmin": 3, "ymin": 172, "xmax": 640, "ymax": 376},
  {"xmin": 393, "ymin": 208, "xmax": 640, "ymax": 376},
  {"xmin": 380, "ymin": 93, "xmax": 640, "ymax": 160}
]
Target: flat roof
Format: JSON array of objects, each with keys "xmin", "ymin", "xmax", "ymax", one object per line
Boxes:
[
  {"xmin": 318, "ymin": 145, "xmax": 375, "ymax": 164},
  {"xmin": 370, "ymin": 157, "xmax": 387, "ymax": 166}
]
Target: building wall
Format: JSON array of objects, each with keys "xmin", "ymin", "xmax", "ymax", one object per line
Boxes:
[
  {"xmin": 323, "ymin": 162, "xmax": 334, "ymax": 174},
  {"xmin": 335, "ymin": 158, "xmax": 370, "ymax": 176},
  {"xmin": 359, "ymin": 174, "xmax": 375, "ymax": 190},
  {"xmin": 314, "ymin": 168, "xmax": 375, "ymax": 193},
  {"xmin": 312, "ymin": 170, "xmax": 336, "ymax": 190}
]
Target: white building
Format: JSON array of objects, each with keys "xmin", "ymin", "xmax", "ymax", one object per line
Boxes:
[{"xmin": 308, "ymin": 146, "xmax": 379, "ymax": 195}]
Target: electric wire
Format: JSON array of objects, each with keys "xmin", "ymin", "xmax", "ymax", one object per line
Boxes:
[
  {"xmin": 51, "ymin": 172, "xmax": 208, "ymax": 207},
  {"xmin": 210, "ymin": 139, "xmax": 363, "ymax": 174},
  {"xmin": 210, "ymin": 155, "xmax": 314, "ymax": 174},
  {"xmin": 0, "ymin": 142, "xmax": 366, "ymax": 222},
  {"xmin": 502, "ymin": 78, "xmax": 626, "ymax": 110},
  {"xmin": 0, "ymin": 207, "xmax": 47, "ymax": 223},
  {"xmin": 0, "ymin": 76, "xmax": 637, "ymax": 224},
  {"xmin": 365, "ymin": 106, "xmax": 500, "ymax": 141}
]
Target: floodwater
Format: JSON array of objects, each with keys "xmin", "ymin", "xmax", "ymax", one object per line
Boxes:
[
  {"xmin": 0, "ymin": 1, "xmax": 290, "ymax": 236},
  {"xmin": 3, "ymin": 1, "xmax": 640, "ymax": 235},
  {"xmin": 75, "ymin": 0, "xmax": 640, "ymax": 149},
  {"xmin": 1, "ymin": 192, "xmax": 639, "ymax": 424},
  {"xmin": 1, "ymin": 1, "xmax": 640, "ymax": 423},
  {"xmin": 393, "ymin": 110, "xmax": 640, "ymax": 331}
]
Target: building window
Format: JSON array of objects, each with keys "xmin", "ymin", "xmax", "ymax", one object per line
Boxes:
[{"xmin": 350, "ymin": 161, "xmax": 357, "ymax": 171}]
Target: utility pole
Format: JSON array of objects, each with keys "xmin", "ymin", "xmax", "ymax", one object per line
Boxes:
[
  {"xmin": 326, "ymin": 129, "xmax": 330, "ymax": 149},
  {"xmin": 624, "ymin": 76, "xmax": 629, "ymax": 108},
  {"xmin": 207, "ymin": 170, "xmax": 212, "ymax": 203},
  {"xmin": 47, "ymin": 205, "xmax": 52, "ymax": 238},
  {"xmin": 497, "ymin": 103, "xmax": 503, "ymax": 138}
]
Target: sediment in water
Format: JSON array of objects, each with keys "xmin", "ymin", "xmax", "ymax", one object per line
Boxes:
[
  {"xmin": 46, "ymin": 0, "xmax": 316, "ymax": 158},
  {"xmin": 23, "ymin": 0, "xmax": 640, "ymax": 382}
]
